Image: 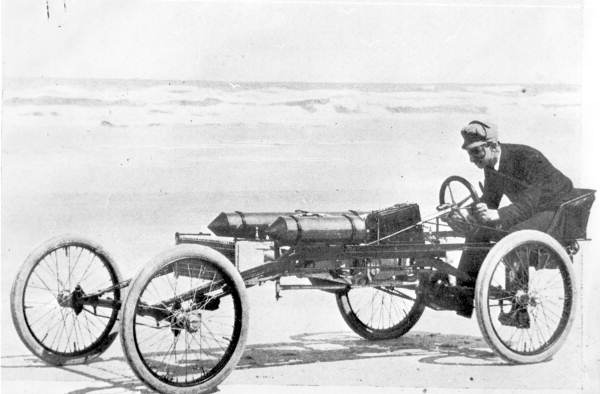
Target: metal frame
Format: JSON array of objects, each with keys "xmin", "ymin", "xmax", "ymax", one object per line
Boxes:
[{"xmin": 57, "ymin": 186, "xmax": 595, "ymax": 323}]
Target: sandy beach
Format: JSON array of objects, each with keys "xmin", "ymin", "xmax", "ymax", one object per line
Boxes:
[{"xmin": 1, "ymin": 79, "xmax": 598, "ymax": 393}]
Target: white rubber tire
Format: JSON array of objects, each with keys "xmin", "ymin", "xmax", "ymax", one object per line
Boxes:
[
  {"xmin": 120, "ymin": 244, "xmax": 249, "ymax": 394},
  {"xmin": 10, "ymin": 235, "xmax": 123, "ymax": 365},
  {"xmin": 475, "ymin": 230, "xmax": 577, "ymax": 363}
]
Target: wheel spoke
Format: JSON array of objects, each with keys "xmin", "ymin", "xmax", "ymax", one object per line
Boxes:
[
  {"xmin": 130, "ymin": 259, "xmax": 243, "ymax": 387},
  {"xmin": 482, "ymin": 238, "xmax": 573, "ymax": 360},
  {"xmin": 67, "ymin": 247, "xmax": 85, "ymax": 288},
  {"xmin": 338, "ymin": 278, "xmax": 424, "ymax": 340},
  {"xmin": 18, "ymin": 241, "xmax": 120, "ymax": 360}
]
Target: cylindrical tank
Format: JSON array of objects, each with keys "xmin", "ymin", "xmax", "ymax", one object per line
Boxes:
[
  {"xmin": 208, "ymin": 210, "xmax": 366, "ymax": 240},
  {"xmin": 266, "ymin": 211, "xmax": 368, "ymax": 245},
  {"xmin": 208, "ymin": 212, "xmax": 293, "ymax": 239}
]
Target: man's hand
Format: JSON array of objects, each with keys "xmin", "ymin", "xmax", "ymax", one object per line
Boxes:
[
  {"xmin": 442, "ymin": 207, "xmax": 475, "ymax": 235},
  {"xmin": 473, "ymin": 203, "xmax": 500, "ymax": 224},
  {"xmin": 446, "ymin": 207, "xmax": 473, "ymax": 223}
]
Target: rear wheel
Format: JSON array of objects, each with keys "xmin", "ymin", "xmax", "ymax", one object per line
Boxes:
[
  {"xmin": 475, "ymin": 230, "xmax": 577, "ymax": 363},
  {"xmin": 10, "ymin": 235, "xmax": 123, "ymax": 365},
  {"xmin": 120, "ymin": 245, "xmax": 249, "ymax": 394},
  {"xmin": 336, "ymin": 284, "xmax": 425, "ymax": 340}
]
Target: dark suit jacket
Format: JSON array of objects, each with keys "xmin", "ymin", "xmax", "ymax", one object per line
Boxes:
[{"xmin": 481, "ymin": 143, "xmax": 573, "ymax": 229}]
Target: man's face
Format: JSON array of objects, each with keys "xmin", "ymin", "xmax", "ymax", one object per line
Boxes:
[{"xmin": 466, "ymin": 143, "xmax": 495, "ymax": 169}]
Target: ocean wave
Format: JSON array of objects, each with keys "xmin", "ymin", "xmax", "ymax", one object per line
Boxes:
[
  {"xmin": 101, "ymin": 120, "xmax": 127, "ymax": 128},
  {"xmin": 275, "ymin": 98, "xmax": 330, "ymax": 113},
  {"xmin": 334, "ymin": 105, "xmax": 360, "ymax": 114},
  {"xmin": 164, "ymin": 98, "xmax": 222, "ymax": 106},
  {"xmin": 541, "ymin": 103, "xmax": 579, "ymax": 108},
  {"xmin": 21, "ymin": 111, "xmax": 60, "ymax": 117},
  {"xmin": 4, "ymin": 96, "xmax": 141, "ymax": 106},
  {"xmin": 386, "ymin": 105, "xmax": 487, "ymax": 114},
  {"xmin": 3, "ymin": 79, "xmax": 579, "ymax": 121}
]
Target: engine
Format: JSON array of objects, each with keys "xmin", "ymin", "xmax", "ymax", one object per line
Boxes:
[{"xmin": 364, "ymin": 203, "xmax": 424, "ymax": 244}]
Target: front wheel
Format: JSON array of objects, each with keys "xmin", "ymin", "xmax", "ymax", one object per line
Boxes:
[
  {"xmin": 336, "ymin": 285, "xmax": 425, "ymax": 340},
  {"xmin": 10, "ymin": 235, "xmax": 123, "ymax": 365},
  {"xmin": 120, "ymin": 245, "xmax": 249, "ymax": 394},
  {"xmin": 475, "ymin": 230, "xmax": 577, "ymax": 363}
]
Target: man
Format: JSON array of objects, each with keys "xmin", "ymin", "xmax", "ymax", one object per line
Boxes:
[{"xmin": 450, "ymin": 120, "xmax": 574, "ymax": 321}]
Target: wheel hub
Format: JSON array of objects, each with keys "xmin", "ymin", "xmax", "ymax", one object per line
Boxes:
[
  {"xmin": 526, "ymin": 291, "xmax": 540, "ymax": 307},
  {"xmin": 515, "ymin": 289, "xmax": 530, "ymax": 306},
  {"xmin": 56, "ymin": 290, "xmax": 72, "ymax": 307},
  {"xmin": 171, "ymin": 310, "xmax": 202, "ymax": 335},
  {"xmin": 55, "ymin": 285, "xmax": 86, "ymax": 315}
]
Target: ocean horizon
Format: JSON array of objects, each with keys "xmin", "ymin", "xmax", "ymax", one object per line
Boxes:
[{"xmin": 2, "ymin": 76, "xmax": 580, "ymax": 93}]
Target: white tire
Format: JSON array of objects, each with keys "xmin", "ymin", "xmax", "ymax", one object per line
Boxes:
[
  {"xmin": 120, "ymin": 244, "xmax": 249, "ymax": 394},
  {"xmin": 475, "ymin": 230, "xmax": 577, "ymax": 363},
  {"xmin": 11, "ymin": 235, "xmax": 123, "ymax": 365}
]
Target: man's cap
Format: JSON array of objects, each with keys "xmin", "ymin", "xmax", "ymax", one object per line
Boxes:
[{"xmin": 461, "ymin": 120, "xmax": 498, "ymax": 149}]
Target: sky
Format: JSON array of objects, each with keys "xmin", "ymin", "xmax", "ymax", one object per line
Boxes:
[{"xmin": 1, "ymin": 0, "xmax": 583, "ymax": 83}]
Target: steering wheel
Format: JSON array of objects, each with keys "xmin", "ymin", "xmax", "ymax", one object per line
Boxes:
[
  {"xmin": 438, "ymin": 176, "xmax": 481, "ymax": 235},
  {"xmin": 439, "ymin": 175, "xmax": 480, "ymax": 208}
]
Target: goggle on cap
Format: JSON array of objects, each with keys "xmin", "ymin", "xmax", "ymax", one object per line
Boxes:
[{"xmin": 461, "ymin": 121, "xmax": 498, "ymax": 150}]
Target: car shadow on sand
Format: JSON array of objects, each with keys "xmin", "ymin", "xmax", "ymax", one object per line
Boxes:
[
  {"xmin": 1, "ymin": 330, "xmax": 509, "ymax": 393},
  {"xmin": 239, "ymin": 331, "xmax": 506, "ymax": 369}
]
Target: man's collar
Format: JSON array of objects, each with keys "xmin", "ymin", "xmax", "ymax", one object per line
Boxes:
[{"xmin": 493, "ymin": 145, "xmax": 502, "ymax": 171}]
